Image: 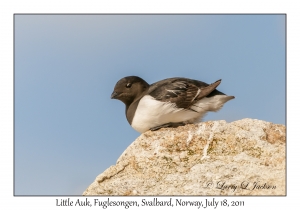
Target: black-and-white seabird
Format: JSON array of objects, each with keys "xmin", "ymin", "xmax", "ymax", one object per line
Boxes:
[{"xmin": 111, "ymin": 76, "xmax": 234, "ymax": 133}]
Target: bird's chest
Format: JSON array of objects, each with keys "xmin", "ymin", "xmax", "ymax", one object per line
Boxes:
[{"xmin": 130, "ymin": 95, "xmax": 197, "ymax": 133}]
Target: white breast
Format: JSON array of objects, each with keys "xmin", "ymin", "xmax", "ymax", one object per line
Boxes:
[
  {"xmin": 131, "ymin": 94, "xmax": 232, "ymax": 133},
  {"xmin": 131, "ymin": 95, "xmax": 199, "ymax": 133}
]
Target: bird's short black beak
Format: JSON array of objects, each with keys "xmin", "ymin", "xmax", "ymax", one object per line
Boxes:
[{"xmin": 111, "ymin": 91, "xmax": 119, "ymax": 99}]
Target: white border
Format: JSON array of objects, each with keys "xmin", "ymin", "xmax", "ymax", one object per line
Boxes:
[{"xmin": 1, "ymin": 0, "xmax": 296, "ymax": 209}]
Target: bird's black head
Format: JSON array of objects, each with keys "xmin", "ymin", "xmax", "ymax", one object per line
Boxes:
[{"xmin": 111, "ymin": 76, "xmax": 149, "ymax": 105}]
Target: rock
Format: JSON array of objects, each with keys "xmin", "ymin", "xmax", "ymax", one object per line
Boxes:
[{"xmin": 83, "ymin": 118, "xmax": 286, "ymax": 196}]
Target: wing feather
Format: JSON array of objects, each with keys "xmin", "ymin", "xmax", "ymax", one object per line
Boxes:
[{"xmin": 148, "ymin": 78, "xmax": 221, "ymax": 110}]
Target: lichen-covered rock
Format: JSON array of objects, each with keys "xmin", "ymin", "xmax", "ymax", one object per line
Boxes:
[{"xmin": 83, "ymin": 118, "xmax": 285, "ymax": 196}]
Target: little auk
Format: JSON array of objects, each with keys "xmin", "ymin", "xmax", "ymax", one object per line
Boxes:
[{"xmin": 111, "ymin": 76, "xmax": 234, "ymax": 133}]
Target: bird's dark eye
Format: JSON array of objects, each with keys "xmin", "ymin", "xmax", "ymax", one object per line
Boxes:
[{"xmin": 126, "ymin": 83, "xmax": 132, "ymax": 88}]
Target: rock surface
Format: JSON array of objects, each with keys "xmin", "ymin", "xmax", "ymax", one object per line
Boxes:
[{"xmin": 83, "ymin": 118, "xmax": 286, "ymax": 196}]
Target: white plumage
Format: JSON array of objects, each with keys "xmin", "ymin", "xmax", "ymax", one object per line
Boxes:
[{"xmin": 131, "ymin": 94, "xmax": 232, "ymax": 133}]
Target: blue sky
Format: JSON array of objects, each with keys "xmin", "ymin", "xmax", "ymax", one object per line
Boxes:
[{"xmin": 14, "ymin": 14, "xmax": 285, "ymax": 195}]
